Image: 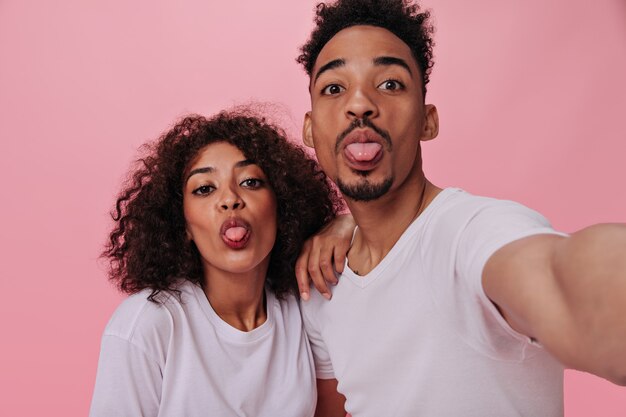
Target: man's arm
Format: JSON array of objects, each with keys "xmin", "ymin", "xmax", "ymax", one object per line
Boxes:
[
  {"xmin": 483, "ymin": 223, "xmax": 626, "ymax": 385},
  {"xmin": 315, "ymin": 378, "xmax": 347, "ymax": 417},
  {"xmin": 296, "ymin": 214, "xmax": 356, "ymax": 300}
]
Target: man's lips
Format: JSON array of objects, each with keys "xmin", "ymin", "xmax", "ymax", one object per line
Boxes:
[
  {"xmin": 220, "ymin": 218, "xmax": 251, "ymax": 249},
  {"xmin": 341, "ymin": 129, "xmax": 385, "ymax": 170}
]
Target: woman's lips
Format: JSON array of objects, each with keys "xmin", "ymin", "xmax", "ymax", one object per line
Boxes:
[{"xmin": 220, "ymin": 218, "xmax": 251, "ymax": 249}]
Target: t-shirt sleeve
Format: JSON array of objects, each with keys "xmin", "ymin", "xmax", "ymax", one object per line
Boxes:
[
  {"xmin": 457, "ymin": 200, "xmax": 563, "ymax": 294},
  {"xmin": 424, "ymin": 195, "xmax": 566, "ymax": 360},
  {"xmin": 300, "ymin": 300, "xmax": 335, "ymax": 379},
  {"xmin": 89, "ymin": 335, "xmax": 162, "ymax": 417}
]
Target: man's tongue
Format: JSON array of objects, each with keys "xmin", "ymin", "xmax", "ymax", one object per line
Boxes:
[
  {"xmin": 224, "ymin": 226, "xmax": 247, "ymax": 242},
  {"xmin": 345, "ymin": 142, "xmax": 382, "ymax": 162}
]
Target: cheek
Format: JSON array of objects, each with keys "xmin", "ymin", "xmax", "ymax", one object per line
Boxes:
[
  {"xmin": 182, "ymin": 201, "xmax": 194, "ymax": 236},
  {"xmin": 312, "ymin": 103, "xmax": 339, "ymax": 130},
  {"xmin": 183, "ymin": 200, "xmax": 196, "ymax": 227},
  {"xmin": 266, "ymin": 201, "xmax": 279, "ymax": 238},
  {"xmin": 265, "ymin": 200, "xmax": 278, "ymax": 230},
  {"xmin": 388, "ymin": 109, "xmax": 423, "ymax": 140},
  {"xmin": 311, "ymin": 121, "xmax": 338, "ymax": 161},
  {"xmin": 183, "ymin": 201, "xmax": 215, "ymax": 241}
]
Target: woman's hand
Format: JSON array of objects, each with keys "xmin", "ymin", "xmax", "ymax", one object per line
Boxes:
[{"xmin": 296, "ymin": 214, "xmax": 356, "ymax": 301}]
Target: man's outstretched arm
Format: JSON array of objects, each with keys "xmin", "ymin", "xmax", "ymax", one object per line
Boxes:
[{"xmin": 484, "ymin": 223, "xmax": 626, "ymax": 385}]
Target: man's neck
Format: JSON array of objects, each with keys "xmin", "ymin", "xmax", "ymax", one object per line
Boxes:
[{"xmin": 346, "ymin": 179, "xmax": 442, "ymax": 276}]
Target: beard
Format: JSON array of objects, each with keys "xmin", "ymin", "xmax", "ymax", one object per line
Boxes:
[{"xmin": 336, "ymin": 176, "xmax": 393, "ymax": 202}]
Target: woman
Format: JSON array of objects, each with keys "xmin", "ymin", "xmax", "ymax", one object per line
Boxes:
[{"xmin": 90, "ymin": 109, "xmax": 343, "ymax": 416}]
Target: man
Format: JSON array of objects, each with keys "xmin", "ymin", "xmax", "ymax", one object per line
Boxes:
[{"xmin": 294, "ymin": 0, "xmax": 626, "ymax": 416}]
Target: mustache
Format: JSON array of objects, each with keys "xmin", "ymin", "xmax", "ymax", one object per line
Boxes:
[{"xmin": 335, "ymin": 117, "xmax": 392, "ymax": 154}]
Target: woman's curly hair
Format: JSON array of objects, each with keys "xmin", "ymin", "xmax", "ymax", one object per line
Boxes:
[
  {"xmin": 297, "ymin": 0, "xmax": 435, "ymax": 95},
  {"xmin": 104, "ymin": 108, "xmax": 343, "ymax": 301}
]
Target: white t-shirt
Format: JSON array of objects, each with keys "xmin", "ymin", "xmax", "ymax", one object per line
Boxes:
[
  {"xmin": 301, "ymin": 188, "xmax": 565, "ymax": 417},
  {"xmin": 90, "ymin": 280, "xmax": 316, "ymax": 417}
]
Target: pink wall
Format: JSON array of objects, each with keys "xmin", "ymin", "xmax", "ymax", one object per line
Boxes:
[{"xmin": 1, "ymin": 0, "xmax": 624, "ymax": 415}]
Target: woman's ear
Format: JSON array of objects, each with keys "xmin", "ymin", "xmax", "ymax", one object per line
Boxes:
[{"xmin": 303, "ymin": 112, "xmax": 314, "ymax": 148}]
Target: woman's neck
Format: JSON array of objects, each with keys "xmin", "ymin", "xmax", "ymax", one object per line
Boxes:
[{"xmin": 202, "ymin": 264, "xmax": 268, "ymax": 332}]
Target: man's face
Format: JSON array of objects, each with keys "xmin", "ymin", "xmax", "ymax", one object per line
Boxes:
[{"xmin": 303, "ymin": 25, "xmax": 438, "ymax": 202}]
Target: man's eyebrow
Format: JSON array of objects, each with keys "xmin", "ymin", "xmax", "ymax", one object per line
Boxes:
[
  {"xmin": 373, "ymin": 56, "xmax": 412, "ymax": 76},
  {"xmin": 185, "ymin": 159, "xmax": 254, "ymax": 183},
  {"xmin": 313, "ymin": 59, "xmax": 346, "ymax": 84}
]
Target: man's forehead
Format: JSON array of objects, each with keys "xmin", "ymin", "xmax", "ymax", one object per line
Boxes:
[{"xmin": 313, "ymin": 25, "xmax": 415, "ymax": 71}]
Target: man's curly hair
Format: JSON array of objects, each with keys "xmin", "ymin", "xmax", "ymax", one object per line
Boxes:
[
  {"xmin": 104, "ymin": 108, "xmax": 342, "ymax": 301},
  {"xmin": 297, "ymin": 0, "xmax": 435, "ymax": 95}
]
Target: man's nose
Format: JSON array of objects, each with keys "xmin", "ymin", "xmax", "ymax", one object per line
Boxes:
[{"xmin": 345, "ymin": 87, "xmax": 379, "ymax": 120}]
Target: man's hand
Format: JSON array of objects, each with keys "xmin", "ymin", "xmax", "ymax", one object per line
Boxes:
[{"xmin": 296, "ymin": 214, "xmax": 356, "ymax": 300}]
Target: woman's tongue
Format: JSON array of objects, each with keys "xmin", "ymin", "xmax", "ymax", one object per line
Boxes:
[
  {"xmin": 225, "ymin": 226, "xmax": 247, "ymax": 241},
  {"xmin": 345, "ymin": 142, "xmax": 382, "ymax": 162}
]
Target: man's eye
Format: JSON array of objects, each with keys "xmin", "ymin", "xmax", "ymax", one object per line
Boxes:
[
  {"xmin": 241, "ymin": 178, "xmax": 264, "ymax": 189},
  {"xmin": 321, "ymin": 84, "xmax": 345, "ymax": 95},
  {"xmin": 192, "ymin": 185, "xmax": 214, "ymax": 195},
  {"xmin": 378, "ymin": 79, "xmax": 404, "ymax": 91}
]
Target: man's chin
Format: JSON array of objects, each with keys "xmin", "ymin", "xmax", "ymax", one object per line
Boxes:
[{"xmin": 337, "ymin": 177, "xmax": 393, "ymax": 202}]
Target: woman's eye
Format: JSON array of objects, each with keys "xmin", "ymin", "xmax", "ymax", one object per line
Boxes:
[
  {"xmin": 241, "ymin": 178, "xmax": 264, "ymax": 189},
  {"xmin": 321, "ymin": 84, "xmax": 345, "ymax": 95},
  {"xmin": 378, "ymin": 79, "xmax": 404, "ymax": 91},
  {"xmin": 192, "ymin": 185, "xmax": 214, "ymax": 195}
]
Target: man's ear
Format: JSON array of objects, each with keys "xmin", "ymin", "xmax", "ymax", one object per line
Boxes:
[
  {"xmin": 302, "ymin": 111, "xmax": 314, "ymax": 148},
  {"xmin": 420, "ymin": 104, "xmax": 439, "ymax": 142}
]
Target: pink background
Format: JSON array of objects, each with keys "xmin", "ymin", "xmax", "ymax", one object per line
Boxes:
[{"xmin": 1, "ymin": 0, "xmax": 625, "ymax": 415}]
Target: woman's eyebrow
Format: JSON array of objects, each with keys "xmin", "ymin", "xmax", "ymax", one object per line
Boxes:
[
  {"xmin": 185, "ymin": 159, "xmax": 254, "ymax": 183},
  {"xmin": 186, "ymin": 166, "xmax": 214, "ymax": 183},
  {"xmin": 235, "ymin": 159, "xmax": 253, "ymax": 168}
]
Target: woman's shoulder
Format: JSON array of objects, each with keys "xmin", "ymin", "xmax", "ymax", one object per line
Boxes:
[{"xmin": 103, "ymin": 284, "xmax": 191, "ymax": 344}]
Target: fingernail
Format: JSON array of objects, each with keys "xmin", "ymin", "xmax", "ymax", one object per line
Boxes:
[
  {"xmin": 301, "ymin": 292, "xmax": 310, "ymax": 301},
  {"xmin": 323, "ymin": 292, "xmax": 332, "ymax": 300}
]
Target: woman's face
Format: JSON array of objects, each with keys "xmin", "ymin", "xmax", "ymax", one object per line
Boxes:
[{"xmin": 183, "ymin": 142, "xmax": 277, "ymax": 277}]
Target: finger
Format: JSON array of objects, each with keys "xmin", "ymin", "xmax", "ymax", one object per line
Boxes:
[
  {"xmin": 333, "ymin": 243, "xmax": 348, "ymax": 274},
  {"xmin": 295, "ymin": 243, "xmax": 312, "ymax": 301},
  {"xmin": 308, "ymin": 245, "xmax": 332, "ymax": 300},
  {"xmin": 319, "ymin": 246, "xmax": 339, "ymax": 285}
]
